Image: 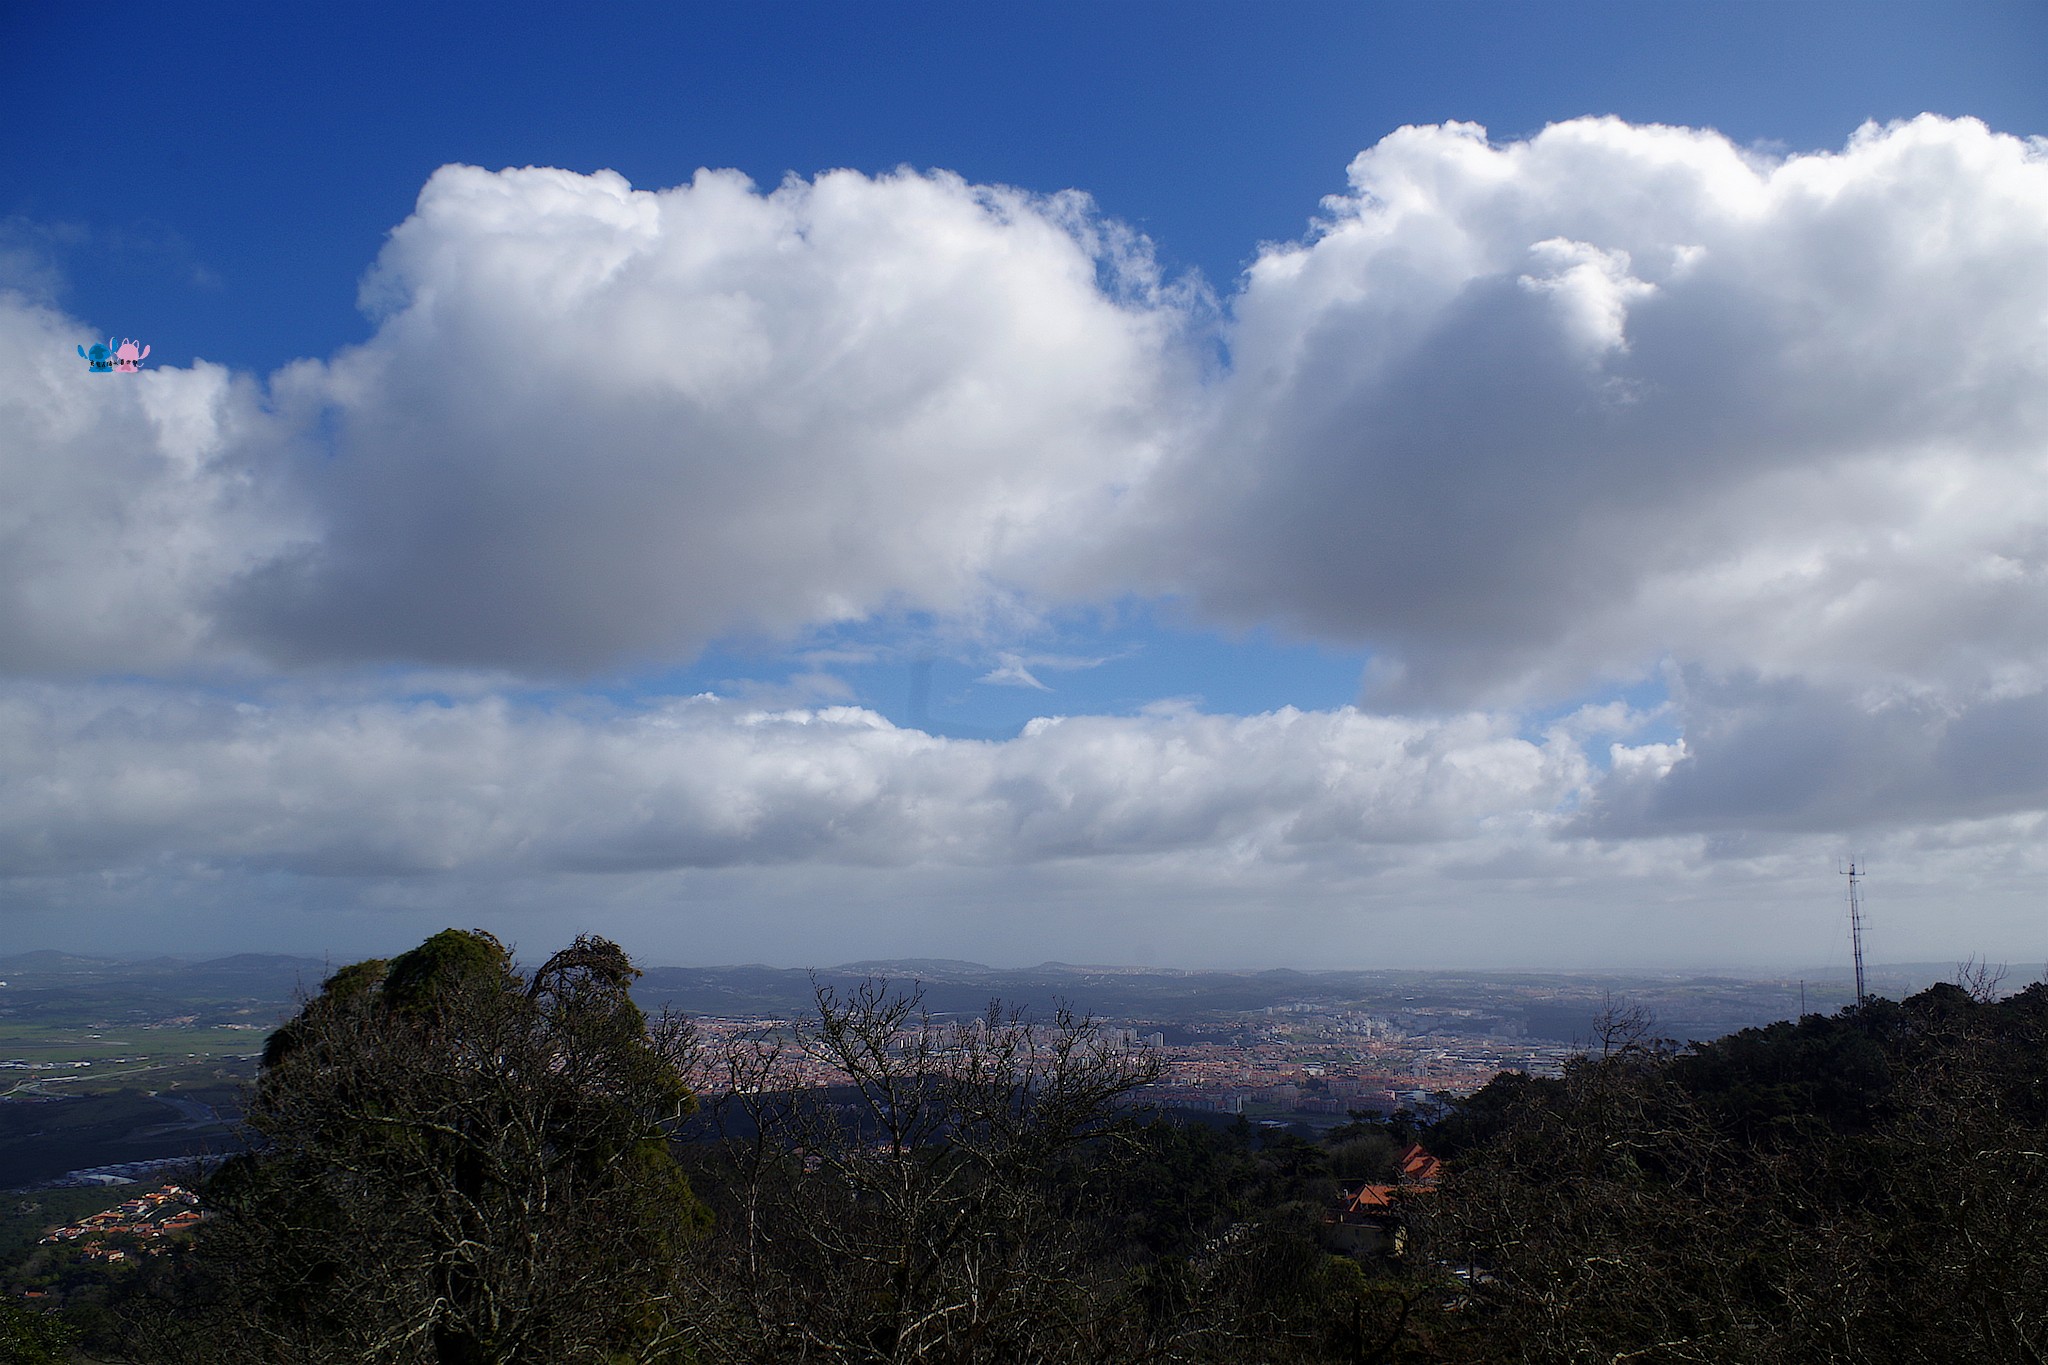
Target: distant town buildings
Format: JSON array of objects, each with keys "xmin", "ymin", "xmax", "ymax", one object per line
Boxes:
[
  {"xmin": 1114, "ymin": 1001, "xmax": 1573, "ymax": 1121},
  {"xmin": 39, "ymin": 1184, "xmax": 204, "ymax": 1253},
  {"xmin": 682, "ymin": 998, "xmax": 1574, "ymax": 1124}
]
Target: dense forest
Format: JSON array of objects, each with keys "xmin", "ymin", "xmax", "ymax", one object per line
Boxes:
[{"xmin": 5, "ymin": 931, "xmax": 2046, "ymax": 1364}]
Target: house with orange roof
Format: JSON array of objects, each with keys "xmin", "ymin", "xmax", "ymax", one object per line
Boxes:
[
  {"xmin": 1397, "ymin": 1141, "xmax": 1442, "ymax": 1184},
  {"xmin": 1325, "ymin": 1141, "xmax": 1441, "ymax": 1257}
]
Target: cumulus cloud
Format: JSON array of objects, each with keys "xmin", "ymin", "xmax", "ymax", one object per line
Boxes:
[
  {"xmin": 0, "ymin": 686, "xmax": 1580, "ymax": 878},
  {"xmin": 1126, "ymin": 115, "xmax": 2048, "ymax": 707},
  {"xmin": 2, "ymin": 163, "xmax": 1191, "ymax": 679},
  {"xmin": 12, "ymin": 117, "xmax": 2047, "ymax": 708},
  {"xmin": 1579, "ymin": 669, "xmax": 2048, "ymax": 837},
  {"xmin": 8, "ymin": 117, "xmax": 2048, "ymax": 962},
  {"xmin": 0, "ymin": 292, "xmax": 302, "ymax": 674},
  {"xmin": 224, "ymin": 164, "xmax": 1190, "ymax": 671}
]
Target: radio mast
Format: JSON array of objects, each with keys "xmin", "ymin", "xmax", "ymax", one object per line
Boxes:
[{"xmin": 1842, "ymin": 862, "xmax": 1868, "ymax": 1004}]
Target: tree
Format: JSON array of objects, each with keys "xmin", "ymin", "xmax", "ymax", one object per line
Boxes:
[
  {"xmin": 175, "ymin": 930, "xmax": 707, "ymax": 1365},
  {"xmin": 1425, "ymin": 984, "xmax": 2048, "ymax": 1363},
  {"xmin": 0, "ymin": 1299, "xmax": 76, "ymax": 1365},
  {"xmin": 680, "ymin": 978, "xmax": 1162, "ymax": 1364}
]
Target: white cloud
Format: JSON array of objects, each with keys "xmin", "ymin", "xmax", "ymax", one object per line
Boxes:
[
  {"xmin": 224, "ymin": 164, "xmax": 1191, "ymax": 671},
  {"xmin": 0, "ymin": 685, "xmax": 1579, "ymax": 878},
  {"xmin": 0, "ymin": 293, "xmax": 303, "ymax": 674},
  {"xmin": 1578, "ymin": 668, "xmax": 2048, "ymax": 837},
  {"xmin": 5, "ymin": 118, "xmax": 2048, "ymax": 964},
  {"xmin": 13, "ymin": 118, "xmax": 2046, "ymax": 713},
  {"xmin": 8, "ymin": 676, "xmax": 2038, "ymax": 967},
  {"xmin": 1124, "ymin": 115, "xmax": 2048, "ymax": 709},
  {"xmin": 977, "ymin": 654, "xmax": 1050, "ymax": 690},
  {"xmin": 970, "ymin": 648, "xmax": 1121, "ymax": 691}
]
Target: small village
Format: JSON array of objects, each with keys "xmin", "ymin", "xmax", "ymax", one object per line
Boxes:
[{"xmin": 37, "ymin": 1186, "xmax": 203, "ymax": 1262}]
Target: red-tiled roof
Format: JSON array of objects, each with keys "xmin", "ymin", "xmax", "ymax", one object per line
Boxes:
[
  {"xmin": 1345, "ymin": 1183, "xmax": 1399, "ymax": 1213},
  {"xmin": 1397, "ymin": 1142, "xmax": 1441, "ymax": 1183}
]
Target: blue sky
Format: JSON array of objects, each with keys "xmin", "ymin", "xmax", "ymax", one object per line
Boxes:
[
  {"xmin": 9, "ymin": 4, "xmax": 2043, "ymax": 371},
  {"xmin": 3, "ymin": 3, "xmax": 2048, "ymax": 971}
]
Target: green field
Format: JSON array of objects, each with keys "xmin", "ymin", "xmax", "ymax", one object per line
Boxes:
[
  {"xmin": 0, "ymin": 1022, "xmax": 268, "ymax": 1069},
  {"xmin": 0, "ymin": 955, "xmax": 313, "ymax": 1189},
  {"xmin": 0, "ymin": 1028, "xmax": 257, "ymax": 1190},
  {"xmin": 0, "ymin": 1071, "xmax": 247, "ymax": 1189}
]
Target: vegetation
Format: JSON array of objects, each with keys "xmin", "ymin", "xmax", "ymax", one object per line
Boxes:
[
  {"xmin": 134, "ymin": 930, "xmax": 709, "ymax": 1365},
  {"xmin": 0, "ymin": 1296, "xmax": 76, "ymax": 1365},
  {"xmin": 8, "ymin": 935, "xmax": 2048, "ymax": 1363},
  {"xmin": 0, "ymin": 1083, "xmax": 239, "ymax": 1192},
  {"xmin": 1426, "ymin": 981, "xmax": 2048, "ymax": 1363},
  {"xmin": 678, "ymin": 980, "xmax": 1163, "ymax": 1362}
]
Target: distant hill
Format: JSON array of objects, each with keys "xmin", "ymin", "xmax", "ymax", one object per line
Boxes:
[
  {"xmin": 0, "ymin": 951, "xmax": 120, "ymax": 974},
  {"xmin": 834, "ymin": 958, "xmax": 998, "ymax": 976},
  {"xmin": 0, "ymin": 950, "xmax": 327, "ymax": 981},
  {"xmin": 635, "ymin": 960, "xmax": 1432, "ymax": 1024},
  {"xmin": 189, "ymin": 953, "xmax": 331, "ymax": 977},
  {"xmin": 4, "ymin": 947, "xmax": 1961, "ymax": 1045},
  {"xmin": 626, "ymin": 960, "xmax": 1878, "ymax": 1043},
  {"xmin": 1027, "ymin": 962, "xmax": 1194, "ymax": 977}
]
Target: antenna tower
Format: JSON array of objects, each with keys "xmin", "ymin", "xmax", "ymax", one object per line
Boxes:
[{"xmin": 1842, "ymin": 862, "xmax": 1868, "ymax": 1004}]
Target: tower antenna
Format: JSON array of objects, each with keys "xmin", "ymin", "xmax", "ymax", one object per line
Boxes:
[{"xmin": 1842, "ymin": 861, "xmax": 1868, "ymax": 1004}]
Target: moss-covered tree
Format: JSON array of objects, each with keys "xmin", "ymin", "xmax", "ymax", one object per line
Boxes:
[{"xmin": 172, "ymin": 930, "xmax": 707, "ymax": 1365}]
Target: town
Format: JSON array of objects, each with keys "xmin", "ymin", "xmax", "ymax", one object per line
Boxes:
[{"xmin": 37, "ymin": 1186, "xmax": 203, "ymax": 1262}]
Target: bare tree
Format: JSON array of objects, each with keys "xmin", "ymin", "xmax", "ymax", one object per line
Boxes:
[
  {"xmin": 680, "ymin": 978, "xmax": 1161, "ymax": 1365},
  {"xmin": 1955, "ymin": 955, "xmax": 2009, "ymax": 1004}
]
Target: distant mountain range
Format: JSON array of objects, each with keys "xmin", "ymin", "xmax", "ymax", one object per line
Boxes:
[
  {"xmin": 0, "ymin": 949, "xmax": 1982, "ymax": 1045},
  {"xmin": 0, "ymin": 950, "xmax": 331, "ymax": 984}
]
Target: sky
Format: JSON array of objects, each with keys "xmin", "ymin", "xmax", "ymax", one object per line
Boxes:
[{"xmin": 3, "ymin": 2, "xmax": 2047, "ymax": 973}]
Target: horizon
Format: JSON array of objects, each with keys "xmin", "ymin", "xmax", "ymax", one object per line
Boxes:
[
  {"xmin": 0, "ymin": 942, "xmax": 1993, "ymax": 989},
  {"xmin": 4, "ymin": 4, "xmax": 2048, "ymax": 971}
]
